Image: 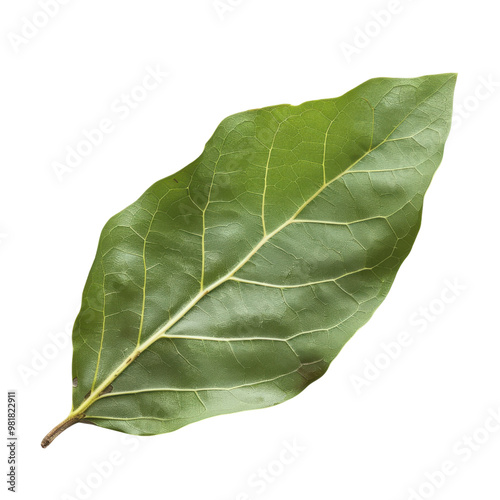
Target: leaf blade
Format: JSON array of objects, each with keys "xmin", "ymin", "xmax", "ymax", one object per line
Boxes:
[{"xmin": 53, "ymin": 74, "xmax": 456, "ymax": 441}]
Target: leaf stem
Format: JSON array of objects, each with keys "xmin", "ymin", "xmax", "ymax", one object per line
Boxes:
[{"xmin": 41, "ymin": 415, "xmax": 83, "ymax": 448}]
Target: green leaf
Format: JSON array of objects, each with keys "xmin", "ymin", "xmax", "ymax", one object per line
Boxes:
[{"xmin": 42, "ymin": 73, "xmax": 456, "ymax": 447}]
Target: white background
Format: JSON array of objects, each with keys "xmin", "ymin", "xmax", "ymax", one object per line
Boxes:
[{"xmin": 1, "ymin": 1, "xmax": 499, "ymax": 499}]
